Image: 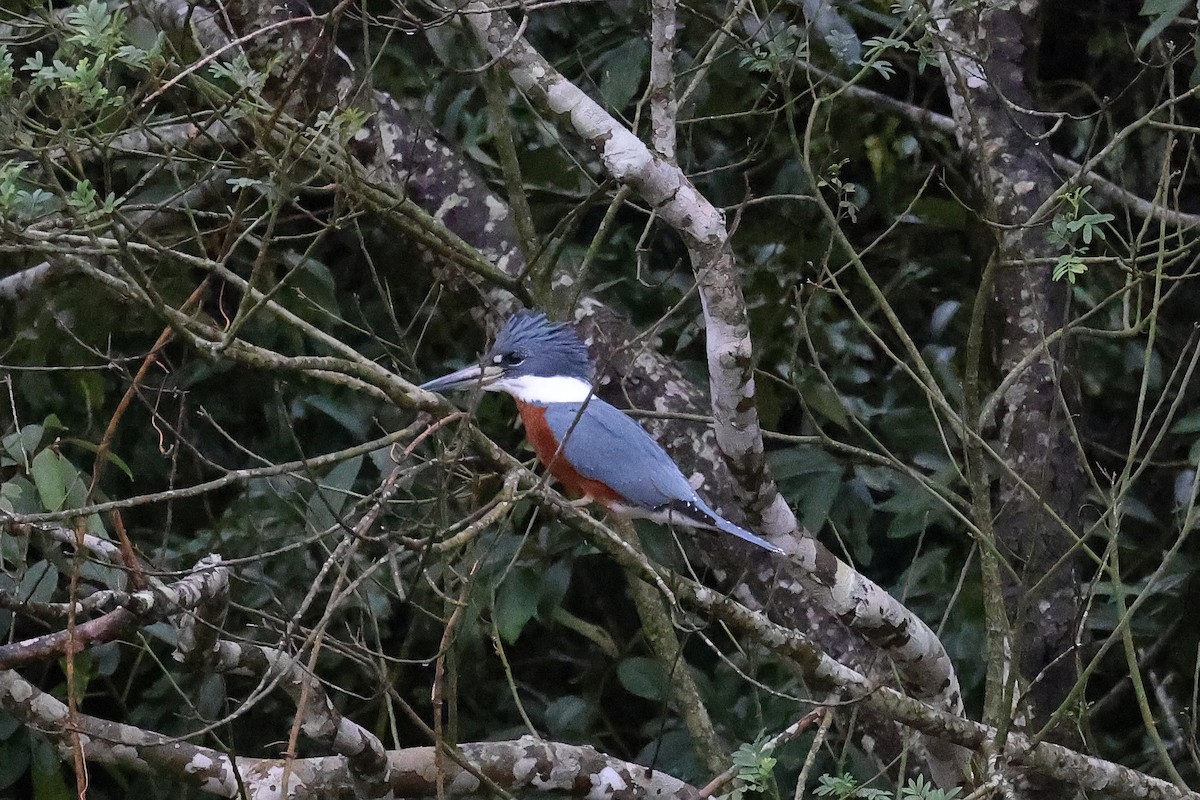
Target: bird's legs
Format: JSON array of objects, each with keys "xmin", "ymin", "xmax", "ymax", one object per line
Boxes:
[{"xmin": 563, "ymin": 494, "xmax": 595, "ymax": 508}]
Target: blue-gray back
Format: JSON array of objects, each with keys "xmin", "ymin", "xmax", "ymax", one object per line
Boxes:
[{"xmin": 541, "ymin": 399, "xmax": 697, "ymax": 510}]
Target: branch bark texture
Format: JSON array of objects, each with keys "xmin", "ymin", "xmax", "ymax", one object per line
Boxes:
[{"xmin": 930, "ymin": 0, "xmax": 1087, "ymax": 769}]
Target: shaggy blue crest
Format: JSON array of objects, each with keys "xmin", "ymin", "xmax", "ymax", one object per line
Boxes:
[{"xmin": 488, "ymin": 311, "xmax": 592, "ymax": 381}]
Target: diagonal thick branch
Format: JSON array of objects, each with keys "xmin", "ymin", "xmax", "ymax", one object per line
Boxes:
[{"xmin": 461, "ymin": 0, "xmax": 797, "ymax": 540}]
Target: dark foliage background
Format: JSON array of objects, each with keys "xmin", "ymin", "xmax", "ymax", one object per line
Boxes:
[{"xmin": 2, "ymin": 0, "xmax": 1199, "ymax": 796}]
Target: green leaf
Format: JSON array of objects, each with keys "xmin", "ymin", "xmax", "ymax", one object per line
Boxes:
[
  {"xmin": 769, "ymin": 445, "xmax": 842, "ymax": 481},
  {"xmin": 493, "ymin": 568, "xmax": 541, "ymax": 643},
  {"xmin": 196, "ymin": 673, "xmax": 226, "ymax": 720},
  {"xmin": 800, "ymin": 379, "xmax": 850, "ymax": 427},
  {"xmin": 900, "ymin": 774, "xmax": 960, "ymax": 800},
  {"xmin": 1052, "ymin": 253, "xmax": 1088, "ymax": 283},
  {"xmin": 66, "ymin": 179, "xmax": 98, "ymax": 213},
  {"xmin": 730, "ymin": 734, "xmax": 777, "ymax": 792},
  {"xmin": 798, "ymin": 471, "xmax": 842, "ymax": 533},
  {"xmin": 536, "ymin": 560, "xmax": 572, "ymax": 619},
  {"xmin": 63, "ymin": 438, "xmax": 133, "ymax": 480},
  {"xmin": 0, "ymin": 520, "xmax": 25, "ymax": 563},
  {"xmin": 92, "ymin": 641, "xmax": 122, "ymax": 677},
  {"xmin": 813, "ymin": 773, "xmax": 858, "ymax": 798},
  {"xmin": 299, "ymin": 394, "xmax": 369, "ymax": 438},
  {"xmin": 32, "ymin": 449, "xmax": 87, "ymax": 513},
  {"xmin": 0, "ymin": 729, "xmax": 30, "ymax": 791},
  {"xmin": 1136, "ymin": 0, "xmax": 1190, "ymax": 53},
  {"xmin": 30, "ymin": 449, "xmax": 67, "ymax": 512},
  {"xmin": 1, "ymin": 429, "xmax": 31, "ymax": 466},
  {"xmin": 544, "ymin": 695, "xmax": 593, "ymax": 737},
  {"xmin": 597, "ymin": 39, "xmax": 647, "ymax": 111},
  {"xmin": 769, "ymin": 446, "xmax": 844, "ymax": 533},
  {"xmin": 617, "ymin": 656, "xmax": 669, "ymax": 701},
  {"xmin": 18, "ymin": 561, "xmax": 58, "ymax": 606},
  {"xmin": 2, "ymin": 422, "xmax": 56, "ymax": 468},
  {"xmin": 286, "ymin": 256, "xmax": 348, "ymax": 319},
  {"xmin": 304, "ymin": 455, "xmax": 363, "ymax": 533},
  {"xmin": 30, "ymin": 733, "xmax": 71, "ymax": 800},
  {"xmin": 1172, "ymin": 409, "xmax": 1200, "ymax": 434},
  {"xmin": 285, "ymin": 255, "xmax": 341, "ymax": 317},
  {"xmin": 0, "ymin": 485, "xmax": 13, "ymax": 515}
]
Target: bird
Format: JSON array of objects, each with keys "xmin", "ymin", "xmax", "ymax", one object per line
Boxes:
[{"xmin": 420, "ymin": 311, "xmax": 783, "ymax": 554}]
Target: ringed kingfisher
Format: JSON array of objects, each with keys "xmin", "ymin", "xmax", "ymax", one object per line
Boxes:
[{"xmin": 420, "ymin": 311, "xmax": 783, "ymax": 554}]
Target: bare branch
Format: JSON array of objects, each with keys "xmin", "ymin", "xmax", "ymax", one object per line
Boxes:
[
  {"xmin": 648, "ymin": 0, "xmax": 679, "ymax": 159},
  {"xmin": 0, "ymin": 551, "xmax": 228, "ymax": 670},
  {"xmin": 0, "ymin": 666, "xmax": 699, "ymax": 800}
]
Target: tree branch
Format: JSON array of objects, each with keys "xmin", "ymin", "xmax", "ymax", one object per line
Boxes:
[
  {"xmin": 0, "ymin": 550, "xmax": 228, "ymax": 670},
  {"xmin": 462, "ymin": 0, "xmax": 798, "ymax": 540}
]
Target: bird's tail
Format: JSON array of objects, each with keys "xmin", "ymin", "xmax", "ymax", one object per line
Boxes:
[{"xmin": 670, "ymin": 498, "xmax": 784, "ymax": 554}]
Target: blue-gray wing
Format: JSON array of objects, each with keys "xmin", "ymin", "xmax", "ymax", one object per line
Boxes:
[
  {"xmin": 541, "ymin": 399, "xmax": 697, "ymax": 510},
  {"xmin": 542, "ymin": 399, "xmax": 785, "ymax": 553}
]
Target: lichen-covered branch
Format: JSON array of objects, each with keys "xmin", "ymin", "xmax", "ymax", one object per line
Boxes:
[
  {"xmin": 929, "ymin": 0, "xmax": 1087, "ymax": 756},
  {"xmin": 0, "ymin": 547, "xmax": 228, "ymax": 669},
  {"xmin": 648, "ymin": 0, "xmax": 679, "ymax": 159},
  {"xmin": 0, "ymin": 667, "xmax": 697, "ymax": 800}
]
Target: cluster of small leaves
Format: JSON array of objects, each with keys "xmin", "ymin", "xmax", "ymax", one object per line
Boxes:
[
  {"xmin": 0, "ymin": 162, "xmax": 119, "ymax": 224},
  {"xmin": 66, "ymin": 177, "xmax": 120, "ymax": 218},
  {"xmin": 817, "ymin": 158, "xmax": 860, "ymax": 222},
  {"xmin": 64, "ymin": 0, "xmax": 126, "ymax": 54},
  {"xmin": 899, "ymin": 776, "xmax": 961, "ymax": 800},
  {"xmin": 740, "ymin": 25, "xmax": 808, "ymax": 76},
  {"xmin": 208, "ymin": 54, "xmax": 268, "ymax": 100},
  {"xmin": 312, "ymin": 106, "xmax": 371, "ymax": 146},
  {"xmin": 815, "ymin": 772, "xmax": 960, "ymax": 800},
  {"xmin": 69, "ymin": 0, "xmax": 166, "ymax": 69},
  {"xmin": 0, "ymin": 1, "xmax": 167, "ymax": 228},
  {"xmin": 887, "ymin": 1, "xmax": 940, "ymax": 73},
  {"xmin": 0, "ymin": 46, "xmax": 13, "ymax": 98},
  {"xmin": 15, "ymin": 1, "xmax": 161, "ymax": 125},
  {"xmin": 815, "ymin": 773, "xmax": 890, "ymax": 800},
  {"xmin": 859, "ymin": 36, "xmax": 907, "ymax": 80},
  {"xmin": 0, "ymin": 162, "xmax": 56, "ymax": 221},
  {"xmin": 22, "ymin": 51, "xmax": 119, "ymax": 118},
  {"xmin": 1046, "ymin": 186, "xmax": 1113, "ymax": 283},
  {"xmin": 723, "ymin": 734, "xmax": 778, "ymax": 800}
]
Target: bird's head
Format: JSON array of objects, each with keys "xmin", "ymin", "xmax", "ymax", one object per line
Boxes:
[{"xmin": 420, "ymin": 311, "xmax": 594, "ymax": 402}]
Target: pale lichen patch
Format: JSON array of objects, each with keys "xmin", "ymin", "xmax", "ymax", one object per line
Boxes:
[
  {"xmin": 513, "ymin": 755, "xmax": 540, "ymax": 783},
  {"xmin": 185, "ymin": 752, "xmax": 216, "ymax": 776},
  {"xmin": 9, "ymin": 680, "xmax": 32, "ymax": 704},
  {"xmin": 32, "ymin": 692, "xmax": 67, "ymax": 723},
  {"xmin": 434, "ymin": 194, "xmax": 466, "ymax": 220},
  {"xmin": 592, "ymin": 765, "xmax": 629, "ymax": 795}
]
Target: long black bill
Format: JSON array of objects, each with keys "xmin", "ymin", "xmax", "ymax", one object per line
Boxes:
[{"xmin": 419, "ymin": 363, "xmax": 503, "ymax": 393}]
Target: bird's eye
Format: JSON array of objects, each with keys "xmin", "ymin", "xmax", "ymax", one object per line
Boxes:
[{"xmin": 494, "ymin": 352, "xmax": 524, "ymax": 367}]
